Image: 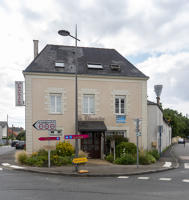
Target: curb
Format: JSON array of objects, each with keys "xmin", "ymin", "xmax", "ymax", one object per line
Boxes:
[{"xmin": 1, "ymin": 164, "xmax": 178, "ymax": 177}]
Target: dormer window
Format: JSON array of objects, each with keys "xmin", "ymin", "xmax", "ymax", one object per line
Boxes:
[
  {"xmin": 110, "ymin": 64, "xmax": 120, "ymax": 71},
  {"xmin": 55, "ymin": 62, "xmax": 64, "ymax": 68},
  {"xmin": 87, "ymin": 63, "xmax": 103, "ymax": 69}
]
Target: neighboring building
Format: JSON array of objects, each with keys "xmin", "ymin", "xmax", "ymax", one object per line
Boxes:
[
  {"xmin": 147, "ymin": 100, "xmax": 172, "ymax": 153},
  {"xmin": 0, "ymin": 121, "xmax": 8, "ymax": 144},
  {"xmin": 23, "ymin": 43, "xmax": 148, "ymax": 158}
]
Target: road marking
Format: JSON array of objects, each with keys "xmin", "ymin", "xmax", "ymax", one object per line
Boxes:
[
  {"xmin": 10, "ymin": 165, "xmax": 25, "ymax": 169},
  {"xmin": 2, "ymin": 163, "xmax": 10, "ymax": 166},
  {"xmin": 159, "ymin": 178, "xmax": 172, "ymax": 181},
  {"xmin": 0, "ymin": 168, "xmax": 2, "ymax": 171},
  {"xmin": 182, "ymin": 179, "xmax": 189, "ymax": 183},
  {"xmin": 137, "ymin": 177, "xmax": 150, "ymax": 180},
  {"xmin": 118, "ymin": 176, "xmax": 129, "ymax": 179},
  {"xmin": 163, "ymin": 162, "xmax": 172, "ymax": 168},
  {"xmin": 184, "ymin": 163, "xmax": 189, "ymax": 169}
]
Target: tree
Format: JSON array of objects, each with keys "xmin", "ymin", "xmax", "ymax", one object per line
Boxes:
[
  {"xmin": 16, "ymin": 130, "xmax": 26, "ymax": 141},
  {"xmin": 163, "ymin": 108, "xmax": 189, "ymax": 138}
]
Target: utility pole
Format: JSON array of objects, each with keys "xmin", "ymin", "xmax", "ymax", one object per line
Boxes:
[
  {"xmin": 6, "ymin": 115, "xmax": 8, "ymax": 145},
  {"xmin": 134, "ymin": 118, "xmax": 141, "ymax": 168}
]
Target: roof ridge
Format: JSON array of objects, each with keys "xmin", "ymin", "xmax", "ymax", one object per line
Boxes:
[{"xmin": 47, "ymin": 44, "xmax": 115, "ymax": 51}]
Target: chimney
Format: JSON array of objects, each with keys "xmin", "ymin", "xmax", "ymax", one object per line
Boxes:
[{"xmin": 33, "ymin": 40, "xmax": 39, "ymax": 59}]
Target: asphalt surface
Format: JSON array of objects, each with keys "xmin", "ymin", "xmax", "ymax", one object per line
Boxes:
[{"xmin": 0, "ymin": 143, "xmax": 189, "ymax": 200}]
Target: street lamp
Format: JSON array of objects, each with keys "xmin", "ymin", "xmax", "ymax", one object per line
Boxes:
[{"xmin": 58, "ymin": 25, "xmax": 80, "ymax": 172}]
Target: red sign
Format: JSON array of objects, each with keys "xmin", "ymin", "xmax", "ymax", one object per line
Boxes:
[
  {"xmin": 64, "ymin": 134, "xmax": 89, "ymax": 139},
  {"xmin": 38, "ymin": 137, "xmax": 60, "ymax": 141}
]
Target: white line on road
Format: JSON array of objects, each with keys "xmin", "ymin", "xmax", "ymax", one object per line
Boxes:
[
  {"xmin": 1, "ymin": 163, "xmax": 11, "ymax": 166},
  {"xmin": 137, "ymin": 177, "xmax": 150, "ymax": 180},
  {"xmin": 159, "ymin": 178, "xmax": 172, "ymax": 181},
  {"xmin": 184, "ymin": 163, "xmax": 189, "ymax": 169},
  {"xmin": 10, "ymin": 165, "xmax": 25, "ymax": 169},
  {"xmin": 118, "ymin": 176, "xmax": 129, "ymax": 179},
  {"xmin": 182, "ymin": 179, "xmax": 189, "ymax": 183},
  {"xmin": 0, "ymin": 168, "xmax": 2, "ymax": 171},
  {"xmin": 163, "ymin": 162, "xmax": 172, "ymax": 168}
]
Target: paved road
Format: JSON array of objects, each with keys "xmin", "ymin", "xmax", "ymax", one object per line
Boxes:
[
  {"xmin": 0, "ymin": 145, "xmax": 15, "ymax": 155},
  {"xmin": 0, "ymin": 143, "xmax": 189, "ymax": 200}
]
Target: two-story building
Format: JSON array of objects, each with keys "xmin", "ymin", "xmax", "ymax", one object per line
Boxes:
[{"xmin": 23, "ymin": 42, "xmax": 149, "ymax": 158}]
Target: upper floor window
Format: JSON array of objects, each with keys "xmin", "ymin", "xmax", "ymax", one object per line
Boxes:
[
  {"xmin": 83, "ymin": 94, "xmax": 95, "ymax": 114},
  {"xmin": 55, "ymin": 62, "xmax": 64, "ymax": 68},
  {"xmin": 50, "ymin": 94, "xmax": 62, "ymax": 114},
  {"xmin": 115, "ymin": 96, "xmax": 126, "ymax": 114},
  {"xmin": 87, "ymin": 63, "xmax": 103, "ymax": 69}
]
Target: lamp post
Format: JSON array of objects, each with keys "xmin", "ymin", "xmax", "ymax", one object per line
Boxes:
[{"xmin": 58, "ymin": 25, "xmax": 80, "ymax": 172}]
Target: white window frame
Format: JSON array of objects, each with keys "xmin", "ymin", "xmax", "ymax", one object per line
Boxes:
[
  {"xmin": 82, "ymin": 94, "xmax": 95, "ymax": 114},
  {"xmin": 55, "ymin": 62, "xmax": 64, "ymax": 67},
  {"xmin": 87, "ymin": 63, "xmax": 103, "ymax": 69},
  {"xmin": 115, "ymin": 95, "xmax": 126, "ymax": 115},
  {"xmin": 50, "ymin": 93, "xmax": 62, "ymax": 114}
]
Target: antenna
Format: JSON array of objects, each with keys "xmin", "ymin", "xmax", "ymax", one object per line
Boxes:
[{"xmin": 154, "ymin": 85, "xmax": 163, "ymax": 104}]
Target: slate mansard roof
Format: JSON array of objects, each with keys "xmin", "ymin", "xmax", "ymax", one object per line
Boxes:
[{"xmin": 24, "ymin": 45, "xmax": 148, "ymax": 79}]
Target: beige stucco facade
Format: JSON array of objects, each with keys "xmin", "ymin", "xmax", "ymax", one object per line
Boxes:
[{"xmin": 24, "ymin": 72, "xmax": 148, "ymax": 155}]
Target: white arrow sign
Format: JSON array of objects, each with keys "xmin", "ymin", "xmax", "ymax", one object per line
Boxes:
[{"xmin": 33, "ymin": 120, "xmax": 56, "ymax": 131}]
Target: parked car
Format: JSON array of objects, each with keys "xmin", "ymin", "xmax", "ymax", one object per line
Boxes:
[
  {"xmin": 11, "ymin": 140, "xmax": 19, "ymax": 147},
  {"xmin": 178, "ymin": 138, "xmax": 185, "ymax": 144},
  {"xmin": 15, "ymin": 141, "xmax": 26, "ymax": 149}
]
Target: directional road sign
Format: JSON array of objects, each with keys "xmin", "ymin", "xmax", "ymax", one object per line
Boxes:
[
  {"xmin": 48, "ymin": 129, "xmax": 62, "ymax": 136},
  {"xmin": 38, "ymin": 137, "xmax": 60, "ymax": 141},
  {"xmin": 33, "ymin": 120, "xmax": 56, "ymax": 131},
  {"xmin": 64, "ymin": 134, "xmax": 89, "ymax": 140}
]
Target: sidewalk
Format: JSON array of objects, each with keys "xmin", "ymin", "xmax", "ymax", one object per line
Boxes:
[{"xmin": 0, "ymin": 145, "xmax": 179, "ymax": 177}]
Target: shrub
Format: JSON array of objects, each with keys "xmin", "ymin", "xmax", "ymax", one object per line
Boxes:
[
  {"xmin": 26, "ymin": 154, "xmax": 48, "ymax": 167},
  {"xmin": 114, "ymin": 154, "xmax": 136, "ymax": 165},
  {"xmin": 149, "ymin": 149, "xmax": 160, "ymax": 160},
  {"xmin": 56, "ymin": 141, "xmax": 74, "ymax": 156},
  {"xmin": 37, "ymin": 149, "xmax": 48, "ymax": 157},
  {"xmin": 139, "ymin": 152, "xmax": 156, "ymax": 165},
  {"xmin": 51, "ymin": 155, "xmax": 72, "ymax": 166},
  {"xmin": 105, "ymin": 154, "xmax": 114, "ymax": 163},
  {"xmin": 116, "ymin": 142, "xmax": 137, "ymax": 158},
  {"xmin": 16, "ymin": 151, "xmax": 28, "ymax": 164}
]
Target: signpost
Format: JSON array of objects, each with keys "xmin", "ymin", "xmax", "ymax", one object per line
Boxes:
[
  {"xmin": 33, "ymin": 120, "xmax": 56, "ymax": 131},
  {"xmin": 64, "ymin": 134, "xmax": 89, "ymax": 140},
  {"xmin": 134, "ymin": 118, "xmax": 142, "ymax": 168},
  {"xmin": 36, "ymin": 120, "xmax": 58, "ymax": 168}
]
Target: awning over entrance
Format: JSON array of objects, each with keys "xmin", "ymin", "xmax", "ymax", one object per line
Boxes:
[{"xmin": 78, "ymin": 121, "xmax": 107, "ymax": 132}]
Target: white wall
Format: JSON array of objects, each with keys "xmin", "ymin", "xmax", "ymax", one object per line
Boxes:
[{"xmin": 147, "ymin": 104, "xmax": 172, "ymax": 152}]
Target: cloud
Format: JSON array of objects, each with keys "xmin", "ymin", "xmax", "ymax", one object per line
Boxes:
[
  {"xmin": 0, "ymin": 0, "xmax": 189, "ymax": 126},
  {"xmin": 137, "ymin": 52, "xmax": 189, "ymax": 114}
]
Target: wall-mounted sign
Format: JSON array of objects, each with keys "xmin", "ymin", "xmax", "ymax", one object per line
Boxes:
[
  {"xmin": 33, "ymin": 120, "xmax": 56, "ymax": 131},
  {"xmin": 15, "ymin": 81, "xmax": 24, "ymax": 106},
  {"xmin": 116, "ymin": 115, "xmax": 126, "ymax": 123}
]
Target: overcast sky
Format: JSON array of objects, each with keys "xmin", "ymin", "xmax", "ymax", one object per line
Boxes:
[{"xmin": 0, "ymin": 0, "xmax": 189, "ymax": 128}]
